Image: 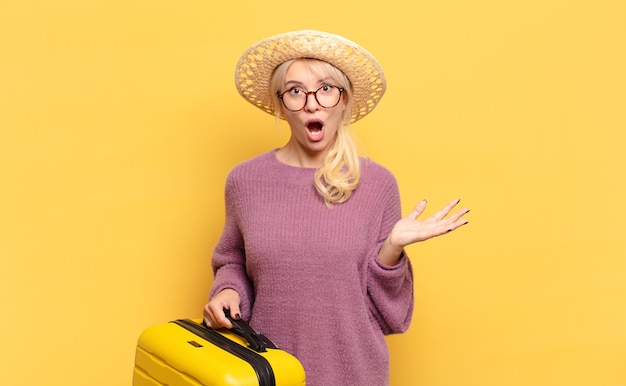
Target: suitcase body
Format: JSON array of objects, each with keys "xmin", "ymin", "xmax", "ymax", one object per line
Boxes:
[{"xmin": 133, "ymin": 317, "xmax": 306, "ymax": 386}]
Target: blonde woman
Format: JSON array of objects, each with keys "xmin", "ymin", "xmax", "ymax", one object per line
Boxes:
[{"xmin": 203, "ymin": 30, "xmax": 470, "ymax": 385}]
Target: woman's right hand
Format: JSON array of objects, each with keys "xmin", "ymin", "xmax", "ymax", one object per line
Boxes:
[{"xmin": 202, "ymin": 288, "xmax": 241, "ymax": 329}]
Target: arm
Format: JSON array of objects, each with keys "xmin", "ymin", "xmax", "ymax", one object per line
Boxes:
[
  {"xmin": 203, "ymin": 174, "xmax": 254, "ymax": 328},
  {"xmin": 367, "ymin": 177, "xmax": 414, "ymax": 334},
  {"xmin": 368, "ymin": 177, "xmax": 470, "ymax": 334}
]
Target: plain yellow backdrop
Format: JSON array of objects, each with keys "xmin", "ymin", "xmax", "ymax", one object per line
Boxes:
[{"xmin": 1, "ymin": 0, "xmax": 625, "ymax": 385}]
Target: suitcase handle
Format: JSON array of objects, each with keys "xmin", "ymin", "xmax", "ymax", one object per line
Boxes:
[{"xmin": 222, "ymin": 308, "xmax": 278, "ymax": 353}]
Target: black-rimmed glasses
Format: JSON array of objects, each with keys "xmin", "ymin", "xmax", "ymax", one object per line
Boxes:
[{"xmin": 277, "ymin": 84, "xmax": 344, "ymax": 112}]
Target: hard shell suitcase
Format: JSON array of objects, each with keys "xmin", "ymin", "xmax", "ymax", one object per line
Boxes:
[{"xmin": 133, "ymin": 311, "xmax": 306, "ymax": 386}]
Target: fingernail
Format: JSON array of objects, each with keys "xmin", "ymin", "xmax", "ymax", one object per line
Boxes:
[{"xmin": 234, "ymin": 313, "xmax": 241, "ymax": 320}]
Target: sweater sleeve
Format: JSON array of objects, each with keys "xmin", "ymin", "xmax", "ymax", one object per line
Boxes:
[
  {"xmin": 366, "ymin": 174, "xmax": 414, "ymax": 335},
  {"xmin": 209, "ymin": 172, "xmax": 254, "ymax": 320}
]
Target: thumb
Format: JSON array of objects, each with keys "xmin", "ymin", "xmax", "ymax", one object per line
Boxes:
[{"xmin": 408, "ymin": 199, "xmax": 428, "ymax": 220}]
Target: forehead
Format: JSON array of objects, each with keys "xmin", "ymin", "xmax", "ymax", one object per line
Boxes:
[{"xmin": 284, "ymin": 59, "xmax": 333, "ymax": 83}]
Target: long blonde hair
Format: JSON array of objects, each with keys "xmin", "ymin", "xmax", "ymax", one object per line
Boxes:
[{"xmin": 270, "ymin": 59, "xmax": 361, "ymax": 207}]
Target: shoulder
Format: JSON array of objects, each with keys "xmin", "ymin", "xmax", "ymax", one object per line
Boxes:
[
  {"xmin": 337, "ymin": 158, "xmax": 402, "ymax": 213},
  {"xmin": 226, "ymin": 151, "xmax": 276, "ymax": 182},
  {"xmin": 353, "ymin": 157, "xmax": 401, "ymax": 203},
  {"xmin": 231, "ymin": 151, "xmax": 275, "ymax": 173},
  {"xmin": 360, "ymin": 157, "xmax": 398, "ymax": 186}
]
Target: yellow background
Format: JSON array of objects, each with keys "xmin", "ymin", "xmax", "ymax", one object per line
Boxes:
[{"xmin": 1, "ymin": 0, "xmax": 624, "ymax": 385}]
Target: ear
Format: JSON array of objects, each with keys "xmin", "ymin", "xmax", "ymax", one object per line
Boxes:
[{"xmin": 339, "ymin": 92, "xmax": 348, "ymax": 110}]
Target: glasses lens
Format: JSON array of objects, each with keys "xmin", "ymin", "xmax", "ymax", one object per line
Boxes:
[
  {"xmin": 282, "ymin": 91, "xmax": 305, "ymax": 111},
  {"xmin": 281, "ymin": 86, "xmax": 341, "ymax": 111},
  {"xmin": 316, "ymin": 86, "xmax": 341, "ymax": 108}
]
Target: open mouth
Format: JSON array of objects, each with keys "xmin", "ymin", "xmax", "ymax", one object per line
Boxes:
[
  {"xmin": 306, "ymin": 120, "xmax": 323, "ymax": 133},
  {"xmin": 305, "ymin": 119, "xmax": 325, "ymax": 142}
]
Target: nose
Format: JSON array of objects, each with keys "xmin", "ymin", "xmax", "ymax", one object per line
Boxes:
[{"xmin": 303, "ymin": 91, "xmax": 321, "ymax": 112}]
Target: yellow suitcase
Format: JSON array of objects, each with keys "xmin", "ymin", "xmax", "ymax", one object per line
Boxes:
[{"xmin": 133, "ymin": 312, "xmax": 306, "ymax": 386}]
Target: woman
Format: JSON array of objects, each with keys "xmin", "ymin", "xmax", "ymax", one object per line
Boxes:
[{"xmin": 203, "ymin": 30, "xmax": 470, "ymax": 385}]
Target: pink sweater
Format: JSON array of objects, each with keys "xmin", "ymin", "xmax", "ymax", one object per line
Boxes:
[{"xmin": 210, "ymin": 150, "xmax": 414, "ymax": 386}]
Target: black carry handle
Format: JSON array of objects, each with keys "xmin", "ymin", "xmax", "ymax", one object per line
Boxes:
[
  {"xmin": 174, "ymin": 319, "xmax": 277, "ymax": 385},
  {"xmin": 214, "ymin": 308, "xmax": 278, "ymax": 353}
]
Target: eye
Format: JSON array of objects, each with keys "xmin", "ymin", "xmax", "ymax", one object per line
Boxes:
[
  {"xmin": 319, "ymin": 84, "xmax": 334, "ymax": 93},
  {"xmin": 288, "ymin": 86, "xmax": 303, "ymax": 95}
]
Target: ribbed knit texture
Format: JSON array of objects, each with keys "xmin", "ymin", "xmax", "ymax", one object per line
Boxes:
[{"xmin": 210, "ymin": 150, "xmax": 414, "ymax": 386}]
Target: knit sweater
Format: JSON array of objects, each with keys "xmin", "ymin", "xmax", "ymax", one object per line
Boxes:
[{"xmin": 210, "ymin": 150, "xmax": 414, "ymax": 386}]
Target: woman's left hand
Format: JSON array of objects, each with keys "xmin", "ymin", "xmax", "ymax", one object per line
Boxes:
[
  {"xmin": 378, "ymin": 198, "xmax": 470, "ymax": 266},
  {"xmin": 391, "ymin": 198, "xmax": 470, "ymax": 248}
]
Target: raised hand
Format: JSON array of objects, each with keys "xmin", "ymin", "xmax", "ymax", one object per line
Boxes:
[{"xmin": 379, "ymin": 198, "xmax": 470, "ymax": 266}]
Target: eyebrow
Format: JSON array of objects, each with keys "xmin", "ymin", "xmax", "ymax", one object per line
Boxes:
[{"xmin": 284, "ymin": 77, "xmax": 333, "ymax": 88}]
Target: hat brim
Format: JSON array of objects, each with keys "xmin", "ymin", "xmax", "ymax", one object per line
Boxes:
[{"xmin": 234, "ymin": 30, "xmax": 386, "ymax": 123}]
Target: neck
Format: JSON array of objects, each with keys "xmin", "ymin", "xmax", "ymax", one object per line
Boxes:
[{"xmin": 275, "ymin": 143, "xmax": 326, "ymax": 168}]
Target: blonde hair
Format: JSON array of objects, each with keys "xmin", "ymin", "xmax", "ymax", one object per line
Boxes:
[{"xmin": 270, "ymin": 58, "xmax": 361, "ymax": 207}]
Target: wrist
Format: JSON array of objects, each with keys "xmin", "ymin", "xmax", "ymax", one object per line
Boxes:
[
  {"xmin": 378, "ymin": 237, "xmax": 404, "ymax": 266},
  {"xmin": 386, "ymin": 236, "xmax": 404, "ymax": 255}
]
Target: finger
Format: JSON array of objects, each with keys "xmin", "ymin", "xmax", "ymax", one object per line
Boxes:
[
  {"xmin": 453, "ymin": 207, "xmax": 471, "ymax": 222},
  {"xmin": 229, "ymin": 303, "xmax": 242, "ymax": 321},
  {"xmin": 433, "ymin": 198, "xmax": 461, "ymax": 221},
  {"xmin": 202, "ymin": 304, "xmax": 210, "ymax": 326},
  {"xmin": 203, "ymin": 303, "xmax": 218, "ymax": 328},
  {"xmin": 407, "ymin": 199, "xmax": 428, "ymax": 220},
  {"xmin": 446, "ymin": 219, "xmax": 470, "ymax": 233},
  {"xmin": 445, "ymin": 211, "xmax": 470, "ymax": 233},
  {"xmin": 208, "ymin": 302, "xmax": 233, "ymax": 329}
]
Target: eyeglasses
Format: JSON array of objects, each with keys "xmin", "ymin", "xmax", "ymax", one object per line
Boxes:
[{"xmin": 277, "ymin": 84, "xmax": 344, "ymax": 112}]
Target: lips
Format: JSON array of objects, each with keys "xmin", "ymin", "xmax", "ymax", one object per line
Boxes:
[{"xmin": 305, "ymin": 119, "xmax": 324, "ymax": 142}]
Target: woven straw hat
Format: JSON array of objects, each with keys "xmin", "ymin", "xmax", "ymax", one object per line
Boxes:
[{"xmin": 234, "ymin": 30, "xmax": 386, "ymax": 123}]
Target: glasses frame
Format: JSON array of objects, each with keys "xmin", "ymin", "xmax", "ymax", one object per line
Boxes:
[{"xmin": 277, "ymin": 84, "xmax": 345, "ymax": 112}]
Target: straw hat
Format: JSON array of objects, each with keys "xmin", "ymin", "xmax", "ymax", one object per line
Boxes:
[{"xmin": 234, "ymin": 30, "xmax": 386, "ymax": 123}]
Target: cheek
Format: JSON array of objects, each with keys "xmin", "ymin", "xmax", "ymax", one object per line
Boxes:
[
  {"xmin": 331, "ymin": 102, "xmax": 347, "ymax": 123},
  {"xmin": 283, "ymin": 113, "xmax": 302, "ymax": 133}
]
